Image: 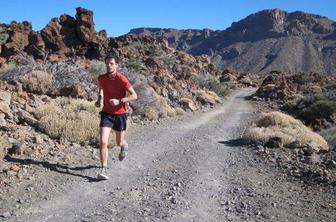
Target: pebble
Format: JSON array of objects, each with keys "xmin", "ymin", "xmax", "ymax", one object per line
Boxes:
[
  {"xmin": 170, "ymin": 197, "xmax": 177, "ymax": 204},
  {"xmin": 0, "ymin": 212, "xmax": 11, "ymax": 218}
]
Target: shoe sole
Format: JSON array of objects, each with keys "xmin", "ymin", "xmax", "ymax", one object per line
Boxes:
[{"xmin": 97, "ymin": 174, "xmax": 109, "ymax": 180}]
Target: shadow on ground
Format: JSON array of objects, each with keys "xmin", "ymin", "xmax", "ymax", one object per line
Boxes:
[
  {"xmin": 4, "ymin": 155, "xmax": 101, "ymax": 182},
  {"xmin": 218, "ymin": 138, "xmax": 245, "ymax": 147}
]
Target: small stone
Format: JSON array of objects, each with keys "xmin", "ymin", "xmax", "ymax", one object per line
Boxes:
[
  {"xmin": 326, "ymin": 160, "xmax": 336, "ymax": 169},
  {"xmin": 0, "ymin": 212, "xmax": 11, "ymax": 218},
  {"xmin": 10, "ymin": 165, "xmax": 21, "ymax": 172},
  {"xmin": 170, "ymin": 197, "xmax": 177, "ymax": 204}
]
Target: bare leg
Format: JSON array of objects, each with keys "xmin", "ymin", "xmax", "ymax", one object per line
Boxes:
[
  {"xmin": 116, "ymin": 131, "xmax": 128, "ymax": 161},
  {"xmin": 116, "ymin": 130, "xmax": 128, "ymax": 148},
  {"xmin": 100, "ymin": 127, "xmax": 112, "ymax": 167}
]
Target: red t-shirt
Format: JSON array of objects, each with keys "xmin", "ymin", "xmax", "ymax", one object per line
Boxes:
[{"xmin": 98, "ymin": 72, "xmax": 132, "ymax": 114}]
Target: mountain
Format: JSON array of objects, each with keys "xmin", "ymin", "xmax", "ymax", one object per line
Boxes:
[
  {"xmin": 129, "ymin": 28, "xmax": 220, "ymax": 52},
  {"xmin": 128, "ymin": 9, "xmax": 336, "ymax": 74}
]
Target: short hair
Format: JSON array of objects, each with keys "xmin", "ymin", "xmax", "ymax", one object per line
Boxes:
[{"xmin": 105, "ymin": 53, "xmax": 120, "ymax": 63}]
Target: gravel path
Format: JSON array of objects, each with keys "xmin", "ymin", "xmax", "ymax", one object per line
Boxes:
[{"xmin": 3, "ymin": 88, "xmax": 335, "ymax": 222}]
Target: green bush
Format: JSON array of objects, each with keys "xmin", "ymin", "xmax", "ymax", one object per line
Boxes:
[
  {"xmin": 282, "ymin": 96, "xmax": 336, "ymax": 127},
  {"xmin": 125, "ymin": 58, "xmax": 145, "ymax": 73},
  {"xmin": 193, "ymin": 74, "xmax": 229, "ymax": 97},
  {"xmin": 321, "ymin": 127, "xmax": 336, "ymax": 149},
  {"xmin": 126, "ymin": 41, "xmax": 165, "ymax": 57},
  {"xmin": 160, "ymin": 55, "xmax": 176, "ymax": 67},
  {"xmin": 309, "ymin": 100, "xmax": 336, "ymax": 120}
]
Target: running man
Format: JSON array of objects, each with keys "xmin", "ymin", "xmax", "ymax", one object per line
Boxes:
[{"xmin": 95, "ymin": 54, "xmax": 138, "ymax": 180}]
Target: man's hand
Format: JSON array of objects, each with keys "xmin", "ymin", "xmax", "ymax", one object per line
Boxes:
[
  {"xmin": 109, "ymin": 99, "xmax": 121, "ymax": 106},
  {"xmin": 94, "ymin": 100, "xmax": 101, "ymax": 108}
]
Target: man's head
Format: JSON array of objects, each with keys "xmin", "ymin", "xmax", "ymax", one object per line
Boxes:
[{"xmin": 105, "ymin": 54, "xmax": 119, "ymax": 74}]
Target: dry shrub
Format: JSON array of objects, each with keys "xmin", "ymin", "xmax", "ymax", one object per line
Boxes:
[
  {"xmin": 193, "ymin": 89, "xmax": 220, "ymax": 104},
  {"xmin": 256, "ymin": 111, "xmax": 303, "ymax": 128},
  {"xmin": 206, "ymin": 90, "xmax": 221, "ymax": 102},
  {"xmin": 0, "ymin": 133, "xmax": 9, "ymax": 151},
  {"xmin": 179, "ymin": 97, "xmax": 197, "ymax": 111},
  {"xmin": 242, "ymin": 111, "xmax": 329, "ymax": 151},
  {"xmin": 157, "ymin": 96, "xmax": 176, "ymax": 118},
  {"xmin": 175, "ymin": 107, "xmax": 185, "ymax": 115},
  {"xmin": 0, "ymin": 56, "xmax": 97, "ymax": 100},
  {"xmin": 0, "ymin": 62, "xmax": 16, "ymax": 78},
  {"xmin": 144, "ymin": 108, "xmax": 159, "ymax": 121},
  {"xmin": 193, "ymin": 73, "xmax": 229, "ymax": 97},
  {"xmin": 89, "ymin": 59, "xmax": 106, "ymax": 84},
  {"xmin": 18, "ymin": 70, "xmax": 53, "ymax": 94},
  {"xmin": 36, "ymin": 97, "xmax": 100, "ymax": 144},
  {"xmin": 119, "ymin": 67, "xmax": 160, "ymax": 117}
]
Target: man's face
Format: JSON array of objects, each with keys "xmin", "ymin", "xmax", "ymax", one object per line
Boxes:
[{"xmin": 105, "ymin": 58, "xmax": 117, "ymax": 73}]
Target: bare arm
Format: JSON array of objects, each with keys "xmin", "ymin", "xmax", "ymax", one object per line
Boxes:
[
  {"xmin": 109, "ymin": 86, "xmax": 137, "ymax": 106},
  {"xmin": 121, "ymin": 86, "xmax": 137, "ymax": 103},
  {"xmin": 95, "ymin": 87, "xmax": 103, "ymax": 107}
]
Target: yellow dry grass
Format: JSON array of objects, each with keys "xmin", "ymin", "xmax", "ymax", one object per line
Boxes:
[
  {"xmin": 157, "ymin": 96, "xmax": 176, "ymax": 118},
  {"xmin": 174, "ymin": 107, "xmax": 185, "ymax": 116},
  {"xmin": 242, "ymin": 111, "xmax": 329, "ymax": 151},
  {"xmin": 36, "ymin": 97, "xmax": 100, "ymax": 144},
  {"xmin": 192, "ymin": 89, "xmax": 221, "ymax": 104},
  {"xmin": 19, "ymin": 70, "xmax": 53, "ymax": 94},
  {"xmin": 144, "ymin": 108, "xmax": 159, "ymax": 121}
]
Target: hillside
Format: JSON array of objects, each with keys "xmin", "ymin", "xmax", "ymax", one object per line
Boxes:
[
  {"xmin": 128, "ymin": 9, "xmax": 336, "ymax": 74},
  {"xmin": 0, "ymin": 6, "xmax": 336, "ymax": 221}
]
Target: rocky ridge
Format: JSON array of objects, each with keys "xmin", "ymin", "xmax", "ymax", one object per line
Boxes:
[{"xmin": 128, "ymin": 9, "xmax": 336, "ymax": 74}]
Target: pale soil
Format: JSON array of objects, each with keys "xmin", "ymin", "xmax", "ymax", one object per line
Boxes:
[{"xmin": 1, "ymin": 88, "xmax": 335, "ymax": 222}]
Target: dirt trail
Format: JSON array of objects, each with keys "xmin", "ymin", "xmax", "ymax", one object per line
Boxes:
[{"xmin": 3, "ymin": 88, "xmax": 335, "ymax": 222}]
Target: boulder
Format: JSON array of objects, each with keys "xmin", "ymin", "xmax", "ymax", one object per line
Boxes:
[
  {"xmin": 2, "ymin": 21, "xmax": 32, "ymax": 58},
  {"xmin": 75, "ymin": 7, "xmax": 95, "ymax": 43}
]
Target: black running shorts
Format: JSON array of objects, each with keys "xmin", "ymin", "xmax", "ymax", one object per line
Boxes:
[{"xmin": 99, "ymin": 111, "xmax": 128, "ymax": 131}]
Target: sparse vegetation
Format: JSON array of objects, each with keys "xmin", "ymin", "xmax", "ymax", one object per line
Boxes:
[
  {"xmin": 125, "ymin": 41, "xmax": 165, "ymax": 57},
  {"xmin": 120, "ymin": 67, "xmax": 161, "ymax": 118},
  {"xmin": 242, "ymin": 111, "xmax": 329, "ymax": 151},
  {"xmin": 144, "ymin": 108, "xmax": 159, "ymax": 121},
  {"xmin": 35, "ymin": 97, "xmax": 100, "ymax": 144},
  {"xmin": 125, "ymin": 58, "xmax": 145, "ymax": 73},
  {"xmin": 321, "ymin": 127, "xmax": 336, "ymax": 149},
  {"xmin": 192, "ymin": 89, "xmax": 221, "ymax": 105},
  {"xmin": 160, "ymin": 54, "xmax": 176, "ymax": 67},
  {"xmin": 174, "ymin": 107, "xmax": 185, "ymax": 115},
  {"xmin": 157, "ymin": 96, "xmax": 176, "ymax": 118},
  {"xmin": 193, "ymin": 74, "xmax": 229, "ymax": 97},
  {"xmin": 282, "ymin": 96, "xmax": 336, "ymax": 129},
  {"xmin": 89, "ymin": 59, "xmax": 106, "ymax": 84},
  {"xmin": 0, "ymin": 54, "xmax": 97, "ymax": 99},
  {"xmin": 18, "ymin": 70, "xmax": 53, "ymax": 94}
]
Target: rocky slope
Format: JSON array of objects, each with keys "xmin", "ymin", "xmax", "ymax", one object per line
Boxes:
[
  {"xmin": 0, "ymin": 6, "xmax": 261, "ymax": 125},
  {"xmin": 0, "ymin": 7, "xmax": 109, "ymax": 64},
  {"xmin": 249, "ymin": 71, "xmax": 336, "ymax": 187},
  {"xmin": 0, "ymin": 7, "xmax": 257, "ymax": 168},
  {"xmin": 128, "ymin": 9, "xmax": 336, "ymax": 74},
  {"xmin": 129, "ymin": 28, "xmax": 220, "ymax": 52}
]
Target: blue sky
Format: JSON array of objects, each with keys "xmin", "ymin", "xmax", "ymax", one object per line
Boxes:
[{"xmin": 1, "ymin": 0, "xmax": 335, "ymax": 37}]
